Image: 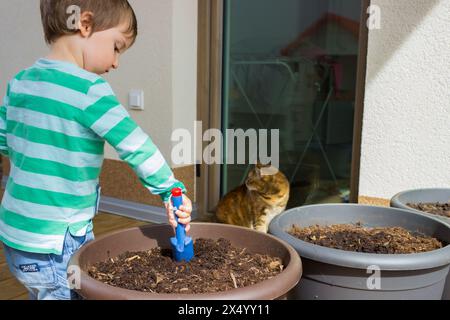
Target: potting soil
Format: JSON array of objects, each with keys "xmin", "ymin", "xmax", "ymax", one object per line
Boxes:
[
  {"xmin": 407, "ymin": 202, "xmax": 450, "ymax": 218},
  {"xmin": 88, "ymin": 238, "xmax": 283, "ymax": 294},
  {"xmin": 289, "ymin": 223, "xmax": 443, "ymax": 254}
]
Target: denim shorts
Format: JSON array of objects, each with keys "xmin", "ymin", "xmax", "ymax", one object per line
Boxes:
[{"xmin": 2, "ymin": 230, "xmax": 94, "ymax": 300}]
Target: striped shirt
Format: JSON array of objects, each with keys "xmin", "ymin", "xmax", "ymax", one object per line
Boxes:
[{"xmin": 0, "ymin": 58, "xmax": 186, "ymax": 255}]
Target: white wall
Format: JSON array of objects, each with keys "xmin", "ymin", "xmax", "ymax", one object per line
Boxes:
[
  {"xmin": 172, "ymin": 0, "xmax": 198, "ymax": 168},
  {"xmin": 0, "ymin": 1, "xmax": 47, "ymax": 94},
  {"xmin": 0, "ymin": 0, "xmax": 198, "ymax": 166},
  {"xmin": 104, "ymin": 0, "xmax": 174, "ymax": 161},
  {"xmin": 360, "ymin": 0, "xmax": 450, "ymax": 199}
]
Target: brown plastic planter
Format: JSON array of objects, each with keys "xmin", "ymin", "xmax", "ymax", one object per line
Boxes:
[{"xmin": 69, "ymin": 223, "xmax": 302, "ymax": 300}]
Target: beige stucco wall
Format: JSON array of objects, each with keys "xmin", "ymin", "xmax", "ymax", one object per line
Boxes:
[
  {"xmin": 0, "ymin": 1, "xmax": 48, "ymax": 97},
  {"xmin": 0, "ymin": 0, "xmax": 198, "ymax": 166},
  {"xmin": 172, "ymin": 0, "xmax": 198, "ymax": 169},
  {"xmin": 360, "ymin": 0, "xmax": 450, "ymax": 200}
]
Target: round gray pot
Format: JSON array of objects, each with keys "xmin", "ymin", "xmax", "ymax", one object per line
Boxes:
[
  {"xmin": 391, "ymin": 188, "xmax": 450, "ymax": 225},
  {"xmin": 391, "ymin": 188, "xmax": 450, "ymax": 300},
  {"xmin": 269, "ymin": 204, "xmax": 450, "ymax": 300}
]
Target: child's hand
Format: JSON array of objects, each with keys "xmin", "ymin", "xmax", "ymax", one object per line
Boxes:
[{"xmin": 165, "ymin": 194, "xmax": 192, "ymax": 233}]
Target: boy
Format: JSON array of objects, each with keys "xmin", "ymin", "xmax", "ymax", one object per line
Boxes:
[{"xmin": 0, "ymin": 0, "xmax": 192, "ymax": 300}]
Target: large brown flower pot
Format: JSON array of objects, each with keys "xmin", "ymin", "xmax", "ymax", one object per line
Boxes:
[{"xmin": 69, "ymin": 223, "xmax": 302, "ymax": 300}]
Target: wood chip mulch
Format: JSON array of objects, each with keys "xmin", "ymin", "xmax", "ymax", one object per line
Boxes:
[
  {"xmin": 88, "ymin": 238, "xmax": 283, "ymax": 294},
  {"xmin": 288, "ymin": 223, "xmax": 443, "ymax": 254}
]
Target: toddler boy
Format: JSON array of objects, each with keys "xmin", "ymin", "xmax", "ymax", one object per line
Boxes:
[{"xmin": 0, "ymin": 0, "xmax": 192, "ymax": 300}]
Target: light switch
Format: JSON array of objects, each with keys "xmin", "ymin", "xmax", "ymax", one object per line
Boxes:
[{"xmin": 128, "ymin": 90, "xmax": 144, "ymax": 110}]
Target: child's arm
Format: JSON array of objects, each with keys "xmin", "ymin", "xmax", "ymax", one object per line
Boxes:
[
  {"xmin": 82, "ymin": 80, "xmax": 186, "ymax": 203},
  {"xmin": 0, "ymin": 85, "xmax": 9, "ymax": 157}
]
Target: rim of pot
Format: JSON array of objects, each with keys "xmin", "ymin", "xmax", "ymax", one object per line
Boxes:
[
  {"xmin": 70, "ymin": 222, "xmax": 303, "ymax": 300},
  {"xmin": 269, "ymin": 204, "xmax": 450, "ymax": 271},
  {"xmin": 391, "ymin": 188, "xmax": 450, "ymax": 222}
]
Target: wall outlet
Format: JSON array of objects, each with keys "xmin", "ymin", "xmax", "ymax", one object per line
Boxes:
[{"xmin": 129, "ymin": 90, "xmax": 144, "ymax": 111}]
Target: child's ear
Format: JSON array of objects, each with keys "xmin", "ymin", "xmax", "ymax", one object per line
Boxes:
[{"xmin": 77, "ymin": 11, "xmax": 94, "ymax": 38}]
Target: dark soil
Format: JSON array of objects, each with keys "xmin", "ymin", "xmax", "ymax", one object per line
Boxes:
[
  {"xmin": 288, "ymin": 223, "xmax": 443, "ymax": 254},
  {"xmin": 88, "ymin": 238, "xmax": 283, "ymax": 294},
  {"xmin": 408, "ymin": 202, "xmax": 450, "ymax": 218}
]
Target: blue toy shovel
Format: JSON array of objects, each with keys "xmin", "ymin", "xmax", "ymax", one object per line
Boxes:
[{"xmin": 170, "ymin": 188, "xmax": 194, "ymax": 262}]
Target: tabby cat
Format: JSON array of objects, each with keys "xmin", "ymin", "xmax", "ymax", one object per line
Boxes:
[{"xmin": 216, "ymin": 163, "xmax": 290, "ymax": 233}]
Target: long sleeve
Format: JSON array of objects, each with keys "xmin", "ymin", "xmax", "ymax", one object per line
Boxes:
[
  {"xmin": 82, "ymin": 80, "xmax": 186, "ymax": 202},
  {"xmin": 0, "ymin": 84, "xmax": 10, "ymax": 157}
]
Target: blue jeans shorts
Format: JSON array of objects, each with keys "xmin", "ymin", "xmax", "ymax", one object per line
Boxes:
[{"xmin": 2, "ymin": 230, "xmax": 94, "ymax": 300}]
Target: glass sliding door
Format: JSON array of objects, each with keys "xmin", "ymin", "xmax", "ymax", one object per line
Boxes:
[{"xmin": 221, "ymin": 0, "xmax": 364, "ymax": 208}]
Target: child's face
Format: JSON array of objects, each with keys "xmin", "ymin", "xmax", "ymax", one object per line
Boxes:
[{"xmin": 82, "ymin": 22, "xmax": 133, "ymax": 75}]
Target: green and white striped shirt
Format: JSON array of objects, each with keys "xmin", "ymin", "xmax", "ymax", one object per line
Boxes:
[{"xmin": 0, "ymin": 58, "xmax": 186, "ymax": 255}]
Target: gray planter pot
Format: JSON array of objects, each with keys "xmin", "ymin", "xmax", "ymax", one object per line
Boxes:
[
  {"xmin": 391, "ymin": 188, "xmax": 450, "ymax": 225},
  {"xmin": 391, "ymin": 188, "xmax": 450, "ymax": 300},
  {"xmin": 269, "ymin": 204, "xmax": 450, "ymax": 300}
]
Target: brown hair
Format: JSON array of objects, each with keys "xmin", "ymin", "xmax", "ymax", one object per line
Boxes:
[{"xmin": 40, "ymin": 0, "xmax": 138, "ymax": 45}]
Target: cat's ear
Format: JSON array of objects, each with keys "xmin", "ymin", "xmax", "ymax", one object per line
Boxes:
[
  {"xmin": 245, "ymin": 181, "xmax": 258, "ymax": 191},
  {"xmin": 254, "ymin": 165, "xmax": 261, "ymax": 177},
  {"xmin": 256, "ymin": 161, "xmax": 270, "ymax": 169}
]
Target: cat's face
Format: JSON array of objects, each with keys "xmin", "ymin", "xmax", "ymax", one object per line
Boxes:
[{"xmin": 245, "ymin": 164, "xmax": 290, "ymax": 197}]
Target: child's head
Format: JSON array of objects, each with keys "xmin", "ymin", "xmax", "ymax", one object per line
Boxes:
[{"xmin": 40, "ymin": 0, "xmax": 138, "ymax": 74}]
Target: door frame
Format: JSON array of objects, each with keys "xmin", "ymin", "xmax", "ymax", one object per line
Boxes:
[
  {"xmin": 196, "ymin": 0, "xmax": 370, "ymax": 213},
  {"xmin": 197, "ymin": 0, "xmax": 223, "ymax": 215},
  {"xmin": 350, "ymin": 0, "xmax": 370, "ymax": 203}
]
